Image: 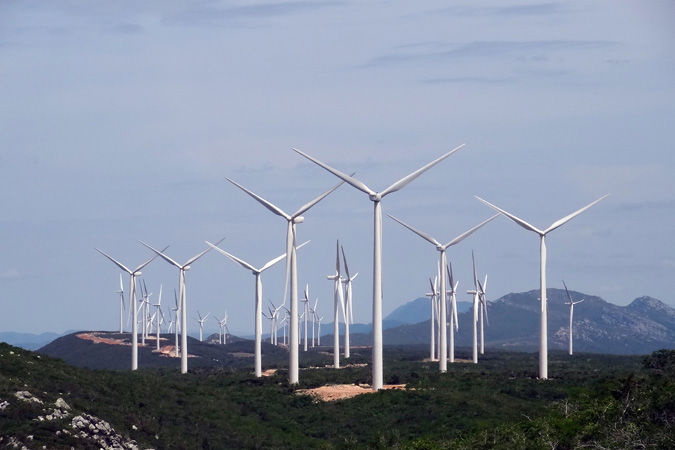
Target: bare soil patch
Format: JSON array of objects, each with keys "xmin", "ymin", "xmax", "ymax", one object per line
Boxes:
[{"xmin": 297, "ymin": 384, "xmax": 407, "ymax": 402}]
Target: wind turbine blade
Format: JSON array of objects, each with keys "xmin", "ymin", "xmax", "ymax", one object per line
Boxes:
[
  {"xmin": 472, "ymin": 250, "xmax": 477, "ymax": 289},
  {"xmin": 387, "ymin": 214, "xmax": 440, "ymax": 247},
  {"xmin": 444, "ymin": 214, "xmax": 500, "ymax": 248},
  {"xmin": 474, "ymin": 196, "xmax": 543, "ymax": 235},
  {"xmin": 227, "ymin": 178, "xmax": 291, "ymax": 220},
  {"xmin": 260, "ymin": 240, "xmax": 309, "ymax": 272},
  {"xmin": 96, "ymin": 249, "xmax": 132, "ymax": 274},
  {"xmin": 446, "ymin": 263, "xmax": 454, "ymax": 291},
  {"xmin": 544, "ymin": 194, "xmax": 609, "ymax": 235},
  {"xmin": 292, "ymin": 148, "xmax": 376, "ymax": 196},
  {"xmin": 139, "ymin": 242, "xmax": 181, "ymax": 268},
  {"xmin": 335, "ymin": 240, "xmax": 340, "ymax": 274},
  {"xmin": 562, "ymin": 280, "xmax": 573, "ymax": 303},
  {"xmin": 483, "ymin": 275, "xmax": 488, "ymax": 293},
  {"xmin": 338, "ymin": 282, "xmax": 346, "ymax": 319},
  {"xmin": 158, "ymin": 284, "xmax": 162, "ymax": 305},
  {"xmin": 429, "ymin": 277, "xmax": 435, "ymax": 294},
  {"xmin": 293, "ymin": 179, "xmax": 348, "ymax": 217},
  {"xmin": 206, "ymin": 241, "xmax": 257, "ymax": 272},
  {"xmin": 174, "ymin": 288, "xmax": 179, "ymax": 308},
  {"xmin": 203, "ymin": 312, "xmax": 210, "ymax": 321},
  {"xmin": 341, "ymin": 245, "xmax": 350, "ymax": 279},
  {"xmin": 186, "ymin": 237, "xmax": 224, "ymax": 267},
  {"xmin": 119, "ymin": 274, "xmax": 124, "ymax": 292},
  {"xmin": 380, "ymin": 144, "xmax": 465, "ymax": 198}
]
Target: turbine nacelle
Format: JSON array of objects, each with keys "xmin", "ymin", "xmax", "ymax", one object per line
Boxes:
[
  {"xmin": 369, "ymin": 193, "xmax": 382, "ymax": 202},
  {"xmin": 293, "ymin": 216, "xmax": 305, "ymax": 224}
]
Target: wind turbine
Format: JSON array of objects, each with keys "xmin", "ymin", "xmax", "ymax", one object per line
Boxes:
[
  {"xmin": 327, "ymin": 241, "xmax": 345, "ymax": 368},
  {"xmin": 171, "ymin": 288, "xmax": 181, "ymax": 357},
  {"xmin": 467, "ymin": 251, "xmax": 481, "ymax": 364},
  {"xmin": 477, "ymin": 274, "xmax": 488, "ymax": 355},
  {"xmin": 341, "ymin": 245, "xmax": 358, "ymax": 358},
  {"xmin": 445, "ymin": 264, "xmax": 459, "ymax": 362},
  {"xmin": 294, "ymin": 144, "xmax": 464, "ymax": 390},
  {"xmin": 388, "ymin": 213, "xmax": 498, "ymax": 371},
  {"xmin": 563, "ymin": 280, "xmax": 584, "ymax": 355},
  {"xmin": 302, "ymin": 284, "xmax": 310, "ymax": 351},
  {"xmin": 206, "ymin": 240, "xmax": 309, "ymax": 377},
  {"xmin": 141, "ymin": 239, "xmax": 223, "ymax": 374},
  {"xmin": 113, "ymin": 274, "xmax": 125, "ymax": 333},
  {"xmin": 310, "ymin": 298, "xmax": 319, "ymax": 348},
  {"xmin": 154, "ymin": 285, "xmax": 164, "ymax": 351},
  {"xmin": 475, "ymin": 194, "xmax": 608, "ymax": 379},
  {"xmin": 96, "ymin": 247, "xmax": 166, "ymax": 370},
  {"xmin": 316, "ymin": 315, "xmax": 323, "ymax": 346},
  {"xmin": 425, "ymin": 276, "xmax": 438, "ymax": 361},
  {"xmin": 226, "ymin": 177, "xmax": 344, "ymax": 385},
  {"xmin": 196, "ymin": 311, "xmax": 210, "ymax": 342}
]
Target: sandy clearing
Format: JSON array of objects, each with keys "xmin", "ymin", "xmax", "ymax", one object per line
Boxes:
[{"xmin": 297, "ymin": 384, "xmax": 408, "ymax": 402}]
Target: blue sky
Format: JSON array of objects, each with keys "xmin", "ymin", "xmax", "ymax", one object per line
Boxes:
[{"xmin": 1, "ymin": 1, "xmax": 674, "ymax": 335}]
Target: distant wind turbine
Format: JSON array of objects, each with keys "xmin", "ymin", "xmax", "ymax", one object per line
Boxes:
[
  {"xmin": 563, "ymin": 280, "xmax": 584, "ymax": 355},
  {"xmin": 425, "ymin": 276, "xmax": 438, "ymax": 361},
  {"xmin": 340, "ymin": 245, "xmax": 358, "ymax": 358},
  {"xmin": 196, "ymin": 311, "xmax": 210, "ymax": 342},
  {"xmin": 326, "ymin": 241, "xmax": 345, "ymax": 368},
  {"xmin": 445, "ymin": 264, "xmax": 460, "ymax": 362},
  {"xmin": 141, "ymin": 239, "xmax": 223, "ymax": 374},
  {"xmin": 96, "ymin": 247, "xmax": 166, "ymax": 370},
  {"xmin": 475, "ymin": 194, "xmax": 608, "ymax": 379},
  {"xmin": 226, "ymin": 177, "xmax": 344, "ymax": 385},
  {"xmin": 467, "ymin": 251, "xmax": 481, "ymax": 364},
  {"xmin": 294, "ymin": 144, "xmax": 465, "ymax": 390},
  {"xmin": 113, "ymin": 274, "xmax": 125, "ymax": 334},
  {"xmin": 388, "ymin": 213, "xmax": 498, "ymax": 371},
  {"xmin": 154, "ymin": 285, "xmax": 164, "ymax": 351}
]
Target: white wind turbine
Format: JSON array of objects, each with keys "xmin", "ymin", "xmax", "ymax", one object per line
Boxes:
[
  {"xmin": 388, "ymin": 213, "xmax": 498, "ymax": 371},
  {"xmin": 316, "ymin": 315, "xmax": 323, "ymax": 346},
  {"xmin": 340, "ymin": 245, "xmax": 358, "ymax": 358},
  {"xmin": 476, "ymin": 194, "xmax": 608, "ymax": 379},
  {"xmin": 302, "ymin": 284, "xmax": 310, "ymax": 351},
  {"xmin": 141, "ymin": 240, "xmax": 222, "ymax": 374},
  {"xmin": 113, "ymin": 274, "xmax": 125, "ymax": 333},
  {"xmin": 96, "ymin": 247, "xmax": 166, "ymax": 370},
  {"xmin": 478, "ymin": 273, "xmax": 488, "ymax": 355},
  {"xmin": 154, "ymin": 285, "xmax": 164, "ymax": 351},
  {"xmin": 326, "ymin": 241, "xmax": 346, "ymax": 368},
  {"xmin": 294, "ymin": 144, "xmax": 464, "ymax": 390},
  {"xmin": 206, "ymin": 240, "xmax": 309, "ymax": 377},
  {"xmin": 196, "ymin": 311, "xmax": 210, "ymax": 342},
  {"xmin": 466, "ymin": 251, "xmax": 481, "ymax": 364},
  {"xmin": 445, "ymin": 264, "xmax": 460, "ymax": 362},
  {"xmin": 310, "ymin": 298, "xmax": 318, "ymax": 348},
  {"xmin": 563, "ymin": 280, "xmax": 584, "ymax": 355},
  {"xmin": 226, "ymin": 177, "xmax": 344, "ymax": 385},
  {"xmin": 171, "ymin": 289, "xmax": 181, "ymax": 357},
  {"xmin": 425, "ymin": 276, "xmax": 438, "ymax": 361}
]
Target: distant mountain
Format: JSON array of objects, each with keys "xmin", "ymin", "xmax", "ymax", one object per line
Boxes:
[
  {"xmin": 0, "ymin": 331, "xmax": 68, "ymax": 350},
  {"xmin": 337, "ymin": 290, "xmax": 675, "ymax": 355},
  {"xmin": 385, "ymin": 297, "xmax": 472, "ymax": 324}
]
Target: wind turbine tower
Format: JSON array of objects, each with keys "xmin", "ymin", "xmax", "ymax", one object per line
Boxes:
[
  {"xmin": 563, "ymin": 280, "xmax": 584, "ymax": 355},
  {"xmin": 207, "ymin": 240, "xmax": 308, "ymax": 377},
  {"xmin": 226, "ymin": 177, "xmax": 344, "ymax": 385},
  {"xmin": 476, "ymin": 194, "xmax": 608, "ymax": 379},
  {"xmin": 294, "ymin": 144, "xmax": 464, "ymax": 390},
  {"xmin": 388, "ymin": 213, "xmax": 497, "ymax": 371},
  {"xmin": 96, "ymin": 247, "xmax": 165, "ymax": 370},
  {"xmin": 141, "ymin": 240, "xmax": 222, "ymax": 374}
]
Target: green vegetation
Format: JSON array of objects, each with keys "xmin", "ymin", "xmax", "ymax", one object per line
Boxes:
[{"xmin": 1, "ymin": 343, "xmax": 673, "ymax": 449}]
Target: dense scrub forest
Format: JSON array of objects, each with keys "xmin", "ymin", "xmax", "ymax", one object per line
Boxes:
[{"xmin": 1, "ymin": 343, "xmax": 673, "ymax": 449}]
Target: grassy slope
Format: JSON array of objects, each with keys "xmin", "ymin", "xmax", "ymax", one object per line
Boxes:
[{"xmin": 1, "ymin": 343, "xmax": 673, "ymax": 449}]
